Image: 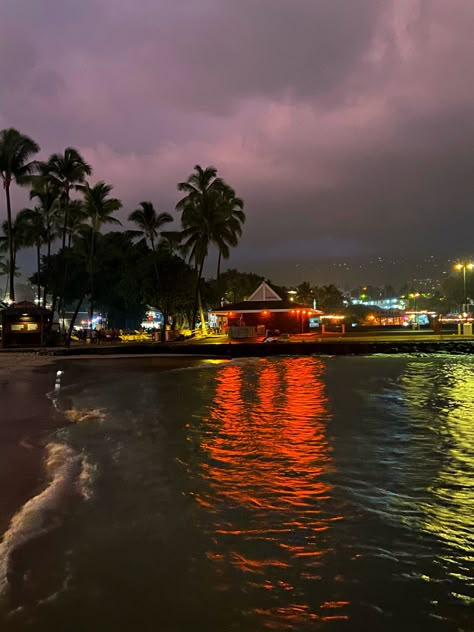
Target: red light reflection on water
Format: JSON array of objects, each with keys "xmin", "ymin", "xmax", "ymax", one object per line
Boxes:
[{"xmin": 193, "ymin": 358, "xmax": 348, "ymax": 628}]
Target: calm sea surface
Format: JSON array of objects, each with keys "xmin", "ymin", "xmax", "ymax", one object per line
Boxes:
[{"xmin": 0, "ymin": 355, "xmax": 473, "ymax": 631}]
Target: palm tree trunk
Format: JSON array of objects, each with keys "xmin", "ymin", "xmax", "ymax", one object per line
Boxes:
[
  {"xmin": 89, "ymin": 286, "xmax": 94, "ymax": 335},
  {"xmin": 160, "ymin": 306, "xmax": 168, "ymax": 343},
  {"xmin": 3, "ymin": 274, "xmax": 8, "ymax": 301},
  {"xmin": 36, "ymin": 242, "xmax": 41, "ymax": 305},
  {"xmin": 150, "ymin": 239, "xmax": 165, "ymax": 339},
  {"xmin": 198, "ymin": 287, "xmax": 207, "ymax": 335},
  {"xmin": 193, "ymin": 258, "xmax": 207, "ymax": 335},
  {"xmin": 150, "ymin": 238, "xmax": 160, "ymax": 295},
  {"xmin": 192, "ymin": 258, "xmax": 205, "ymax": 331},
  {"xmin": 217, "ymin": 248, "xmax": 222, "ymax": 281},
  {"xmin": 58, "ymin": 189, "xmax": 70, "ymax": 327},
  {"xmin": 43, "ymin": 228, "xmax": 51, "ymax": 309},
  {"xmin": 5, "ymin": 183, "xmax": 15, "ymax": 302},
  {"xmin": 66, "ymin": 292, "xmax": 85, "ymax": 346},
  {"xmin": 88, "ymin": 226, "xmax": 97, "ymax": 337},
  {"xmin": 48, "ymin": 294, "xmax": 57, "ymax": 332},
  {"xmin": 216, "ymin": 248, "xmax": 224, "ymax": 306},
  {"xmin": 61, "ymin": 195, "xmax": 68, "ymax": 252}
]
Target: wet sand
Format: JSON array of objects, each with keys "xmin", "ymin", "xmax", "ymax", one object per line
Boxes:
[{"xmin": 0, "ymin": 354, "xmax": 59, "ymax": 535}]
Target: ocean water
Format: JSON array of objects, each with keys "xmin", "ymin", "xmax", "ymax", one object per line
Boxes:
[{"xmin": 0, "ymin": 355, "xmax": 473, "ymax": 631}]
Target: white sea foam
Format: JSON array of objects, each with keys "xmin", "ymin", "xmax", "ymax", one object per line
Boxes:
[
  {"xmin": 78, "ymin": 455, "xmax": 96, "ymax": 501},
  {"xmin": 64, "ymin": 408, "xmax": 106, "ymax": 424},
  {"xmin": 0, "ymin": 442, "xmax": 91, "ymax": 601}
]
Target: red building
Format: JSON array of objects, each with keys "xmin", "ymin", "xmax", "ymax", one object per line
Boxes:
[{"xmin": 211, "ymin": 282, "xmax": 322, "ymax": 339}]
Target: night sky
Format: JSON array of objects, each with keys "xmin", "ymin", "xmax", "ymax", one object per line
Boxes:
[{"xmin": 1, "ymin": 0, "xmax": 474, "ymax": 284}]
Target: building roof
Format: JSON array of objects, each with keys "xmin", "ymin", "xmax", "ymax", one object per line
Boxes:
[
  {"xmin": 2, "ymin": 301, "xmax": 50, "ymax": 316},
  {"xmin": 211, "ymin": 299, "xmax": 321, "ymax": 315},
  {"xmin": 211, "ymin": 282, "xmax": 323, "ymax": 315},
  {"xmin": 246, "ymin": 282, "xmax": 282, "ymax": 302}
]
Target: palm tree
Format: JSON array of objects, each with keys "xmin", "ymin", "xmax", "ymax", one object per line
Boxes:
[
  {"xmin": 79, "ymin": 181, "xmax": 122, "ymax": 331},
  {"xmin": 176, "ymin": 165, "xmax": 226, "ymax": 219},
  {"xmin": 0, "ymin": 217, "xmax": 26, "ymax": 286},
  {"xmin": 0, "ymin": 252, "xmax": 7, "ymax": 298},
  {"xmin": 30, "ymin": 179, "xmax": 60, "ymax": 306},
  {"xmin": 0, "ymin": 128, "xmax": 40, "ymax": 301},
  {"xmin": 212, "ymin": 186, "xmax": 245, "ymax": 280},
  {"xmin": 128, "ymin": 202, "xmax": 173, "ymax": 254},
  {"xmin": 65, "ymin": 200, "xmax": 88, "ymax": 247},
  {"xmin": 62, "ymin": 229, "xmax": 90, "ymax": 345},
  {"xmin": 46, "ymin": 148, "xmax": 92, "ymax": 319},
  {"xmin": 46, "ymin": 148, "xmax": 92, "ymax": 249},
  {"xmin": 128, "ymin": 202, "xmax": 173, "ymax": 311},
  {"xmin": 175, "ymin": 165, "xmax": 228, "ymax": 332},
  {"xmin": 15, "ymin": 207, "xmax": 46, "ymax": 304},
  {"xmin": 172, "ymin": 205, "xmax": 212, "ymax": 333},
  {"xmin": 0, "ymin": 258, "xmax": 19, "ymax": 301},
  {"xmin": 0, "ymin": 213, "xmax": 39, "ymax": 301}
]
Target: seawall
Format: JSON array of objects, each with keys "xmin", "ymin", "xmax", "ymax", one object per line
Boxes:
[{"xmin": 23, "ymin": 338, "xmax": 474, "ymax": 357}]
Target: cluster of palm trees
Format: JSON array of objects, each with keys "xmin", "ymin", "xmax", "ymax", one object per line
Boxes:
[
  {"xmin": 0, "ymin": 127, "xmax": 246, "ymax": 334},
  {"xmin": 0, "ymin": 129, "xmax": 122, "ymax": 330}
]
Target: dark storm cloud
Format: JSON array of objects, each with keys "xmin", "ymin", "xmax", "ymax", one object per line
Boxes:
[{"xmin": 1, "ymin": 0, "xmax": 474, "ymax": 282}]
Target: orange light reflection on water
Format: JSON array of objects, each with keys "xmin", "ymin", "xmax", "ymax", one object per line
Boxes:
[{"xmin": 193, "ymin": 357, "xmax": 348, "ymax": 628}]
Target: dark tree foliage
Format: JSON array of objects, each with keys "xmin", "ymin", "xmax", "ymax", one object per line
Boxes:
[
  {"xmin": 31, "ymin": 231, "xmax": 198, "ymax": 332},
  {"xmin": 313, "ymin": 284, "xmax": 344, "ymax": 311},
  {"xmin": 154, "ymin": 248, "xmax": 196, "ymax": 330},
  {"xmin": 90, "ymin": 231, "xmax": 146, "ymax": 329},
  {"xmin": 215, "ymin": 268, "xmax": 265, "ymax": 304}
]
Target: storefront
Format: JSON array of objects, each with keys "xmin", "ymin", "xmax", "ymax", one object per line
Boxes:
[
  {"xmin": 211, "ymin": 282, "xmax": 322, "ymax": 338},
  {"xmin": 1, "ymin": 301, "xmax": 50, "ymax": 347}
]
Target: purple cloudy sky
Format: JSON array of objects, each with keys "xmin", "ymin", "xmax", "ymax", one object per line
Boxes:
[{"xmin": 1, "ymin": 0, "xmax": 474, "ymax": 283}]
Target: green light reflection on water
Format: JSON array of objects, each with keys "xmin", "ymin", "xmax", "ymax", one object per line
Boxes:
[{"xmin": 402, "ymin": 358, "xmax": 474, "ymax": 600}]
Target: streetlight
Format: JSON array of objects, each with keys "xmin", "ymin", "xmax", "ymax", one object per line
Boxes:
[
  {"xmin": 409, "ymin": 292, "xmax": 420, "ymax": 327},
  {"xmin": 454, "ymin": 262, "xmax": 474, "ymax": 311}
]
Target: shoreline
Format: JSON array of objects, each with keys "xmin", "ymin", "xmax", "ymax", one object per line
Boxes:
[
  {"xmin": 0, "ymin": 355, "xmax": 59, "ymax": 536},
  {"xmin": 1, "ymin": 338, "xmax": 473, "ymax": 358},
  {"xmin": 0, "ymin": 354, "xmax": 219, "ymax": 538}
]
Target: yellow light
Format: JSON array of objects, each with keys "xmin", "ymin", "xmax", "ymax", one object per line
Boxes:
[
  {"xmin": 455, "ymin": 263, "xmax": 464, "ymax": 270},
  {"xmin": 202, "ymin": 359, "xmax": 229, "ymax": 365}
]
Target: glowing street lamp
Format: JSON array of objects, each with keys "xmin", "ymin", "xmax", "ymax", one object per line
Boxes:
[
  {"xmin": 454, "ymin": 262, "xmax": 474, "ymax": 308},
  {"xmin": 409, "ymin": 292, "xmax": 420, "ymax": 325},
  {"xmin": 409, "ymin": 292, "xmax": 420, "ymax": 310}
]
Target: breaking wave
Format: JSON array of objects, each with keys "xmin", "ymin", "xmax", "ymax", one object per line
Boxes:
[{"xmin": 0, "ymin": 442, "xmax": 93, "ymax": 603}]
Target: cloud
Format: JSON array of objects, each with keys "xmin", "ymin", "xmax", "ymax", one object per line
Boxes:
[{"xmin": 1, "ymin": 0, "xmax": 474, "ymax": 283}]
